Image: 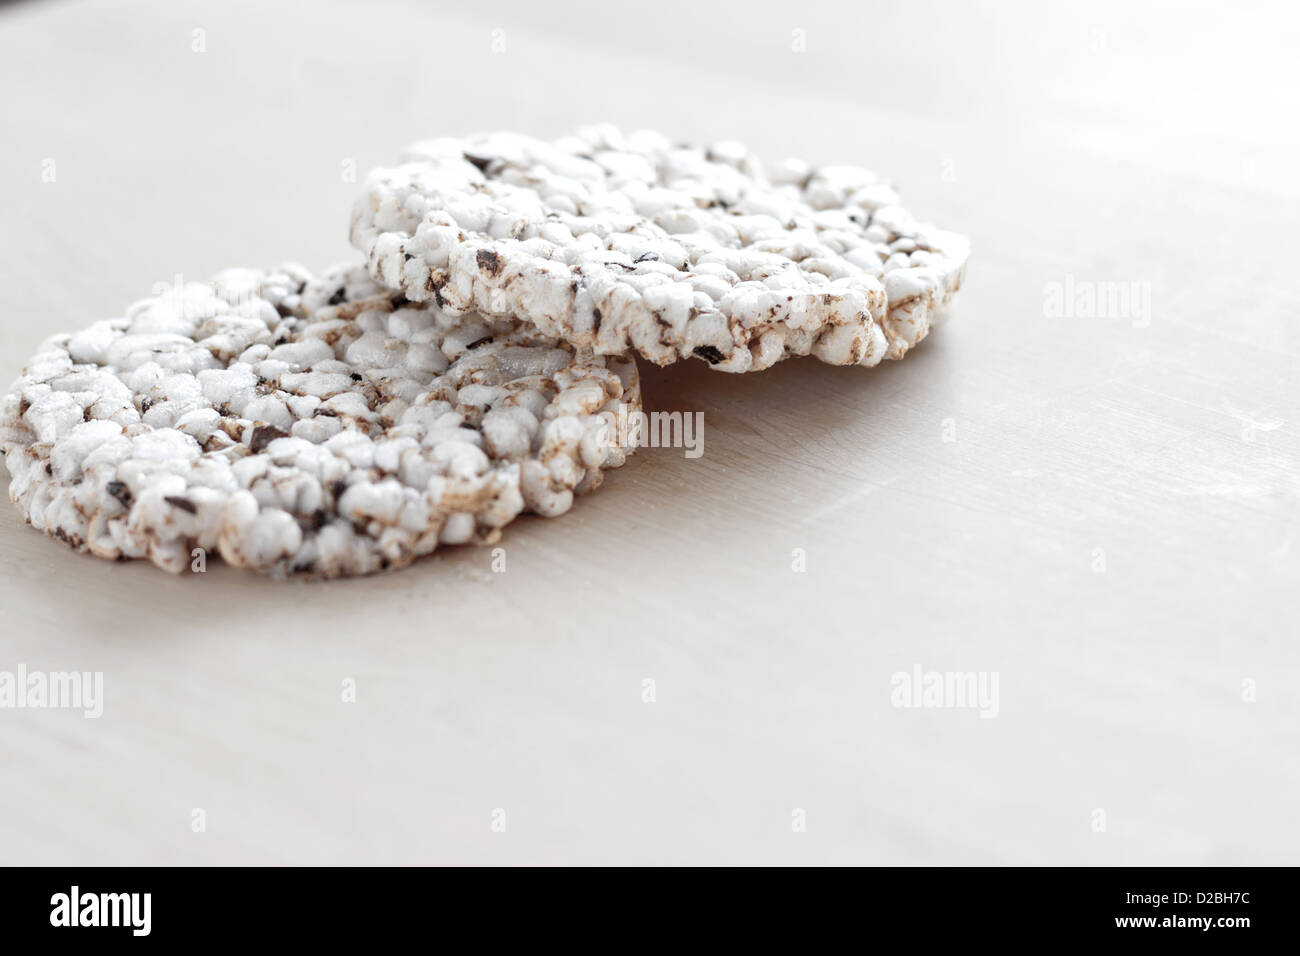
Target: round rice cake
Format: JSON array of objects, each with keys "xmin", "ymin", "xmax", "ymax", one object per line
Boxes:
[
  {"xmin": 351, "ymin": 125, "xmax": 970, "ymax": 373},
  {"xmin": 0, "ymin": 264, "xmax": 640, "ymax": 577}
]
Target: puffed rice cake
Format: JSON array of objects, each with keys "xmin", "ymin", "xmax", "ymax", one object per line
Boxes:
[
  {"xmin": 351, "ymin": 125, "xmax": 969, "ymax": 373},
  {"xmin": 0, "ymin": 264, "xmax": 640, "ymax": 577}
]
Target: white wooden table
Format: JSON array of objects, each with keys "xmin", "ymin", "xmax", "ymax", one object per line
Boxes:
[{"xmin": 1, "ymin": 0, "xmax": 1297, "ymax": 865}]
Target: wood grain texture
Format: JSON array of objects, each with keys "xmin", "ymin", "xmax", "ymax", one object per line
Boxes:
[{"xmin": 0, "ymin": 0, "xmax": 1296, "ymax": 865}]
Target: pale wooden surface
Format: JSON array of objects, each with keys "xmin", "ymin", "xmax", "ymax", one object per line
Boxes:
[{"xmin": 1, "ymin": 0, "xmax": 1297, "ymax": 865}]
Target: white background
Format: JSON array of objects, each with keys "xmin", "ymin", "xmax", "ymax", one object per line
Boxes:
[{"xmin": 1, "ymin": 0, "xmax": 1297, "ymax": 864}]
